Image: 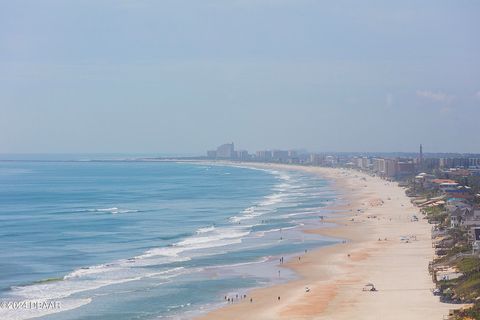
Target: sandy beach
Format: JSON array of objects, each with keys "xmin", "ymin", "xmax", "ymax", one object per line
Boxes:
[{"xmin": 196, "ymin": 164, "xmax": 458, "ymax": 320}]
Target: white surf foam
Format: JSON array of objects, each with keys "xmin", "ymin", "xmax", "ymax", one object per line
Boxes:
[
  {"xmin": 7, "ymin": 266, "xmax": 188, "ymax": 320},
  {"xmin": 196, "ymin": 226, "xmax": 215, "ymax": 234},
  {"xmin": 136, "ymin": 225, "xmax": 250, "ymax": 261},
  {"xmin": 63, "ymin": 264, "xmax": 111, "ymax": 280},
  {"xmin": 177, "ymin": 229, "xmax": 249, "ymax": 247},
  {"xmin": 82, "ymin": 207, "xmax": 140, "ymax": 214},
  {"xmin": 96, "ymin": 207, "xmax": 118, "ymax": 212},
  {"xmin": 229, "ymin": 191, "xmax": 286, "ymax": 223}
]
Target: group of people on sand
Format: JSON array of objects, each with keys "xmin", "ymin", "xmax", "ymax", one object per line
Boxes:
[
  {"xmin": 279, "ymin": 249, "xmax": 308, "ymax": 265},
  {"xmin": 225, "ymin": 250, "xmax": 311, "ymax": 304},
  {"xmin": 225, "ymin": 294, "xmax": 252, "ymax": 303},
  {"xmin": 224, "ymin": 293, "xmax": 288, "ymax": 304}
]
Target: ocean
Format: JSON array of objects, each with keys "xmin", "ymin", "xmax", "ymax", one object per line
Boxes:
[{"xmin": 0, "ymin": 160, "xmax": 339, "ymax": 319}]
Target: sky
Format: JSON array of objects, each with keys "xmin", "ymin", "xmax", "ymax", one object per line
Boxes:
[{"xmin": 1, "ymin": 0, "xmax": 479, "ymax": 155}]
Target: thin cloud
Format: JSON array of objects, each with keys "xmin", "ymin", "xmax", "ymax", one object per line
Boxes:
[
  {"xmin": 385, "ymin": 93, "xmax": 393, "ymax": 108},
  {"xmin": 416, "ymin": 90, "xmax": 454, "ymax": 103},
  {"xmin": 440, "ymin": 106, "xmax": 452, "ymax": 114}
]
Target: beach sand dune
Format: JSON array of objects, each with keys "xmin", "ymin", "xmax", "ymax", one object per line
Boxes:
[{"xmin": 196, "ymin": 165, "xmax": 460, "ymax": 320}]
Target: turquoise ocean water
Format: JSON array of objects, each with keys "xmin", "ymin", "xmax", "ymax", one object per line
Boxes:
[{"xmin": 0, "ymin": 160, "xmax": 339, "ymax": 319}]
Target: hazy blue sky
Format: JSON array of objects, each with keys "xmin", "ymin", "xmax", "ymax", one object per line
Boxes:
[{"xmin": 1, "ymin": 0, "xmax": 479, "ymax": 154}]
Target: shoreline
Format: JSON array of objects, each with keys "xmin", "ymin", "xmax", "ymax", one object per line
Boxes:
[{"xmin": 195, "ymin": 163, "xmax": 459, "ymax": 320}]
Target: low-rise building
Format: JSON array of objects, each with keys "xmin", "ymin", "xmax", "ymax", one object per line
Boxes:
[
  {"xmin": 427, "ymin": 179, "xmax": 458, "ymax": 190},
  {"xmin": 206, "ymin": 150, "xmax": 217, "ymax": 158},
  {"xmin": 445, "ymin": 185, "xmax": 473, "ymax": 200}
]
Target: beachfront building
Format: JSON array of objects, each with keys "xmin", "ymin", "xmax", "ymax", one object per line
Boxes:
[
  {"xmin": 361, "ymin": 157, "xmax": 370, "ymax": 169},
  {"xmin": 324, "ymin": 155, "xmax": 337, "ymax": 166},
  {"xmin": 372, "ymin": 158, "xmax": 384, "ymax": 174},
  {"xmin": 370, "ymin": 158, "xmax": 394, "ymax": 177},
  {"xmin": 451, "ymin": 207, "xmax": 472, "ymax": 228},
  {"xmin": 422, "ymin": 158, "xmax": 441, "ymax": 172},
  {"xmin": 375, "ymin": 158, "xmax": 387, "ymax": 175},
  {"xmin": 353, "ymin": 157, "xmax": 361, "ymax": 168},
  {"xmin": 384, "ymin": 159, "xmax": 397, "ymax": 178},
  {"xmin": 440, "ymin": 157, "xmax": 471, "ymax": 169},
  {"xmin": 234, "ymin": 150, "xmax": 250, "ymax": 161},
  {"xmin": 445, "ymin": 185, "xmax": 473, "ymax": 200},
  {"xmin": 415, "ymin": 172, "xmax": 437, "ymax": 188},
  {"xmin": 469, "ymin": 158, "xmax": 480, "ymax": 168},
  {"xmin": 288, "ymin": 150, "xmax": 298, "ymax": 158},
  {"xmin": 309, "ymin": 154, "xmax": 323, "ymax": 166},
  {"xmin": 353, "ymin": 157, "xmax": 371, "ymax": 170},
  {"xmin": 256, "ymin": 150, "xmax": 272, "ymax": 162},
  {"xmin": 427, "ymin": 179, "xmax": 458, "ymax": 191},
  {"xmin": 288, "ymin": 150, "xmax": 301, "ymax": 164},
  {"xmin": 450, "ymin": 206, "xmax": 480, "ymax": 230},
  {"xmin": 443, "ymin": 168, "xmax": 471, "ymax": 178},
  {"xmin": 216, "ymin": 143, "xmax": 235, "ymax": 159},
  {"xmin": 272, "ymin": 150, "xmax": 289, "ymax": 163},
  {"xmin": 397, "ymin": 161, "xmax": 415, "ymax": 178}
]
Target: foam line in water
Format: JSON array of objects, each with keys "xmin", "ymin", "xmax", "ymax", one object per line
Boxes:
[
  {"xmin": 10, "ymin": 267, "xmax": 187, "ymax": 307},
  {"xmin": 196, "ymin": 225, "xmax": 215, "ymax": 234},
  {"xmin": 79, "ymin": 207, "xmax": 140, "ymax": 214}
]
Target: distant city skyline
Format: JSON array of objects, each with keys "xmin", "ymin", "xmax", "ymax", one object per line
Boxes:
[
  {"xmin": 1, "ymin": 1, "xmax": 479, "ymax": 154},
  {"xmin": 205, "ymin": 142, "xmax": 480, "ymax": 160}
]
